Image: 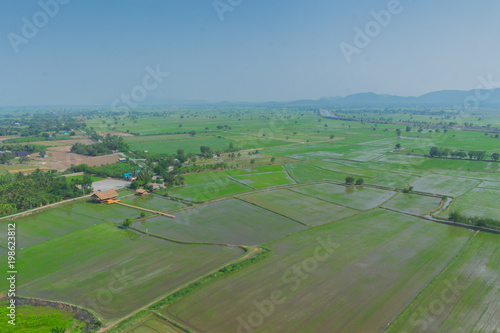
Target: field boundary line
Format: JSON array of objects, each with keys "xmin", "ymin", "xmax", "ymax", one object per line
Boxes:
[
  {"xmin": 128, "ymin": 225, "xmax": 247, "ymax": 247},
  {"xmin": 283, "ymin": 164, "xmax": 298, "ymax": 183},
  {"xmin": 219, "ymin": 172, "xmax": 256, "ymax": 190},
  {"xmin": 235, "ymin": 197, "xmax": 310, "ymax": 227},
  {"xmin": 286, "ymin": 187, "xmax": 364, "ymax": 211},
  {"xmin": 151, "ymin": 310, "xmax": 194, "ymax": 333}
]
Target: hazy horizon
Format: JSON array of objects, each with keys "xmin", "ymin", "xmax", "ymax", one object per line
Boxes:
[{"xmin": 2, "ymin": 0, "xmax": 500, "ymax": 106}]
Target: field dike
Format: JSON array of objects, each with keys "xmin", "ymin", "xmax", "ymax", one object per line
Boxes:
[
  {"xmin": 0, "ymin": 295, "xmax": 101, "ymax": 332},
  {"xmin": 106, "ymin": 246, "xmax": 272, "ymax": 333}
]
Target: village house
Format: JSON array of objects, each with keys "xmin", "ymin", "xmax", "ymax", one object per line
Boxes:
[
  {"xmin": 147, "ymin": 183, "xmax": 163, "ymax": 191},
  {"xmin": 15, "ymin": 151, "xmax": 30, "ymax": 157}
]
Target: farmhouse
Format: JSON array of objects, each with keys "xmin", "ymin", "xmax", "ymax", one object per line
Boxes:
[
  {"xmin": 135, "ymin": 189, "xmax": 148, "ymax": 196},
  {"xmin": 15, "ymin": 151, "xmax": 30, "ymax": 157},
  {"xmin": 91, "ymin": 189, "xmax": 119, "ymax": 203},
  {"xmin": 147, "ymin": 183, "xmax": 163, "ymax": 191},
  {"xmin": 124, "ymin": 170, "xmax": 141, "ymax": 181}
]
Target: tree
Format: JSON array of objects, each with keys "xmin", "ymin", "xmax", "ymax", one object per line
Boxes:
[
  {"xmin": 355, "ymin": 178, "xmax": 364, "ymax": 185},
  {"xmin": 270, "ymin": 157, "xmax": 275, "ymax": 164},
  {"xmin": 122, "ymin": 217, "xmax": 133, "ymax": 228},
  {"xmin": 345, "ymin": 176, "xmax": 355, "ymax": 185},
  {"xmin": 140, "ymin": 212, "xmax": 146, "ymax": 218},
  {"xmin": 200, "ymin": 146, "xmax": 212, "ymax": 158},
  {"xmin": 403, "ymin": 186, "xmax": 414, "ymax": 193},
  {"xmin": 395, "ymin": 143, "xmax": 401, "ymax": 149},
  {"xmin": 429, "ymin": 147, "xmax": 439, "ymax": 157},
  {"xmin": 176, "ymin": 148, "xmax": 186, "ymax": 163},
  {"xmin": 492, "ymin": 153, "xmax": 500, "ymax": 161},
  {"xmin": 405, "ymin": 126, "xmax": 411, "ymax": 132},
  {"xmin": 396, "ymin": 129, "xmax": 402, "ymax": 136},
  {"xmin": 19, "ymin": 156, "xmax": 29, "ymax": 164},
  {"xmin": 81, "ymin": 174, "xmax": 93, "ymax": 189},
  {"xmin": 330, "ymin": 134, "xmax": 335, "ymax": 139},
  {"xmin": 250, "ymin": 159, "xmax": 255, "ymax": 165}
]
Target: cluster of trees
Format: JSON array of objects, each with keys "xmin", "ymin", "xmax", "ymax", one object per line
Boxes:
[
  {"xmin": 69, "ymin": 161, "xmax": 138, "ymax": 178},
  {"xmin": 69, "ymin": 174, "xmax": 93, "ymax": 190},
  {"xmin": 128, "ymin": 169, "xmax": 166, "ymax": 189},
  {"xmin": 0, "ymin": 169, "xmax": 83, "ymax": 216},
  {"xmin": 345, "ymin": 177, "xmax": 364, "ymax": 185},
  {"xmin": 70, "ymin": 134, "xmax": 129, "ymax": 156},
  {"xmin": 449, "ymin": 211, "xmax": 499, "ymax": 230},
  {"xmin": 151, "ymin": 159, "xmax": 184, "ymax": 187},
  {"xmin": 200, "ymin": 146, "xmax": 213, "ymax": 158},
  {"xmin": 0, "ymin": 113, "xmax": 86, "ymax": 137},
  {"xmin": 429, "ymin": 147, "xmax": 499, "ymax": 161}
]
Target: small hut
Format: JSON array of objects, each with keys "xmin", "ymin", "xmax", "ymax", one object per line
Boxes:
[
  {"xmin": 135, "ymin": 189, "xmax": 148, "ymax": 196},
  {"xmin": 91, "ymin": 189, "xmax": 119, "ymax": 203}
]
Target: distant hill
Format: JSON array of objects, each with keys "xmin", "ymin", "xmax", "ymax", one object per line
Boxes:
[
  {"xmin": 140, "ymin": 88, "xmax": 500, "ymax": 109},
  {"xmin": 286, "ymin": 89, "xmax": 500, "ymax": 108}
]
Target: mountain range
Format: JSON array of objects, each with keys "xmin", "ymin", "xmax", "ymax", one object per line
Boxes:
[{"xmin": 143, "ymin": 88, "xmax": 500, "ymax": 109}]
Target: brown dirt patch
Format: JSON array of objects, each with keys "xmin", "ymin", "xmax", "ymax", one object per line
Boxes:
[
  {"xmin": 29, "ymin": 139, "xmax": 94, "ymax": 146},
  {"xmin": 42, "ymin": 154, "xmax": 120, "ymax": 171}
]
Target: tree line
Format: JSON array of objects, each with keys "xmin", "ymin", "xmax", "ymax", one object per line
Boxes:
[
  {"xmin": 429, "ymin": 147, "xmax": 499, "ymax": 161},
  {"xmin": 449, "ymin": 211, "xmax": 500, "ymax": 230}
]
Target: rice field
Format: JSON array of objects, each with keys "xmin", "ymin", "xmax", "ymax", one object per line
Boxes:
[
  {"xmin": 166, "ymin": 172, "xmax": 251, "ymax": 202},
  {"xmin": 133, "ymin": 199, "xmax": 307, "ymax": 245},
  {"xmin": 0, "ymin": 203, "xmax": 110, "ymax": 248},
  {"xmin": 451, "ymin": 188, "xmax": 500, "ymax": 220},
  {"xmin": 15, "ymin": 223, "xmax": 137, "ymax": 285},
  {"xmin": 291, "ymin": 183, "xmax": 396, "ymax": 210},
  {"xmin": 309, "ymin": 160, "xmax": 381, "ymax": 178},
  {"xmin": 230, "ymin": 171, "xmax": 294, "ymax": 189},
  {"xmin": 121, "ymin": 313, "xmax": 184, "ymax": 333},
  {"xmin": 164, "ymin": 210, "xmax": 472, "ymax": 333},
  {"xmin": 387, "ymin": 232, "xmax": 500, "ymax": 333},
  {"xmin": 383, "ymin": 193, "xmax": 442, "ymax": 216},
  {"xmin": 17, "ymin": 236, "xmax": 243, "ymax": 320},
  {"xmin": 240, "ymin": 189, "xmax": 359, "ymax": 226},
  {"xmin": 129, "ymin": 137, "xmax": 234, "ymax": 155},
  {"xmin": 366, "ymin": 172, "xmax": 421, "ymax": 190},
  {"xmin": 286, "ymin": 163, "xmax": 354, "ymax": 183},
  {"xmin": 410, "ymin": 174, "xmax": 481, "ymax": 197}
]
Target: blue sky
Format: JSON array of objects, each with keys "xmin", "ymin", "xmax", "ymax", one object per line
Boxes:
[{"xmin": 1, "ymin": 0, "xmax": 500, "ymax": 106}]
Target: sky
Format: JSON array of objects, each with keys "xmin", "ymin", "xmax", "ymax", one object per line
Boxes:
[{"xmin": 1, "ymin": 0, "xmax": 500, "ymax": 106}]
